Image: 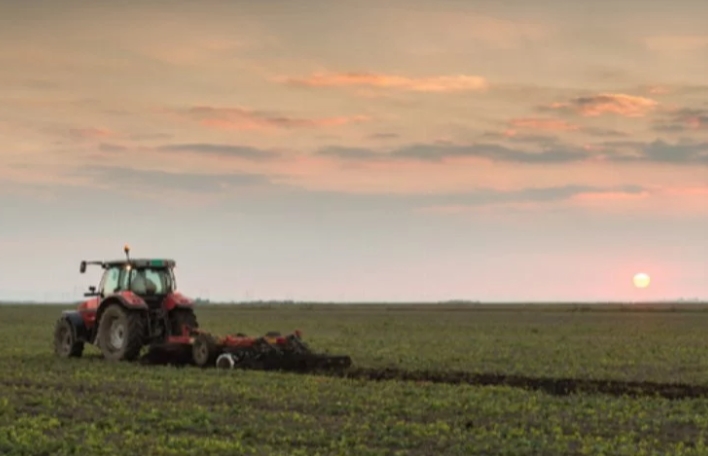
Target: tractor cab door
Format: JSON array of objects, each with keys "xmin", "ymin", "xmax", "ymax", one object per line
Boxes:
[{"xmin": 98, "ymin": 266, "xmax": 122, "ymax": 297}]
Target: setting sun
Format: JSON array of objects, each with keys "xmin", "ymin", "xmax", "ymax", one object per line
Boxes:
[{"xmin": 633, "ymin": 273, "xmax": 651, "ymax": 288}]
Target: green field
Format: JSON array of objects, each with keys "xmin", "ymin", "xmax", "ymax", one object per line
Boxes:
[{"xmin": 3, "ymin": 303, "xmax": 708, "ymax": 455}]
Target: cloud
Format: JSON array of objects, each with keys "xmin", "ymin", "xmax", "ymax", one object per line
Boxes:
[
  {"xmin": 570, "ymin": 190, "xmax": 650, "ymax": 203},
  {"xmin": 73, "ymin": 165, "xmax": 271, "ymax": 194},
  {"xmin": 155, "ymin": 143, "xmax": 281, "ymax": 161},
  {"xmin": 582, "ymin": 128, "xmax": 628, "ymax": 138},
  {"xmin": 181, "ymin": 106, "xmax": 369, "ymax": 130},
  {"xmin": 99, "ymin": 143, "xmax": 127, "ymax": 153},
  {"xmin": 542, "ymin": 93, "xmax": 658, "ymax": 117},
  {"xmin": 94, "ymin": 142, "xmax": 281, "ymax": 161},
  {"xmin": 599, "ymin": 139, "xmax": 708, "ymax": 165},
  {"xmin": 653, "ymin": 108, "xmax": 708, "ymax": 132},
  {"xmin": 368, "ymin": 132, "xmax": 400, "ymax": 140},
  {"xmin": 498, "ymin": 119, "xmax": 626, "ymax": 139},
  {"xmin": 128, "ymin": 133, "xmax": 174, "ymax": 141},
  {"xmin": 416, "ymin": 184, "xmax": 647, "ymax": 214},
  {"xmin": 635, "ymin": 140, "xmax": 708, "ymax": 164},
  {"xmin": 507, "ymin": 118, "xmax": 579, "ymax": 132},
  {"xmin": 644, "ymin": 35, "xmax": 708, "ymax": 53},
  {"xmin": 316, "ymin": 137, "xmax": 708, "ymax": 168},
  {"xmin": 275, "ymin": 72, "xmax": 489, "ymax": 93},
  {"xmin": 317, "ymin": 142, "xmax": 591, "ymax": 164},
  {"xmin": 479, "ymin": 131, "xmax": 561, "ymax": 145}
]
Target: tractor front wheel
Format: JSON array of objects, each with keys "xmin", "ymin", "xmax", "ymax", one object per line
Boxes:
[
  {"xmin": 53, "ymin": 317, "xmax": 84, "ymax": 358},
  {"xmin": 97, "ymin": 304, "xmax": 146, "ymax": 362}
]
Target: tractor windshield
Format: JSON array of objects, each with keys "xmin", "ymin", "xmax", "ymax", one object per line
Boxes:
[{"xmin": 121, "ymin": 267, "xmax": 174, "ymax": 295}]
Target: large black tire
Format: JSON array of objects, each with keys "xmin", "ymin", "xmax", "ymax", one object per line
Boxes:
[
  {"xmin": 53, "ymin": 317, "xmax": 84, "ymax": 358},
  {"xmin": 97, "ymin": 304, "xmax": 146, "ymax": 362},
  {"xmin": 169, "ymin": 308, "xmax": 199, "ymax": 336}
]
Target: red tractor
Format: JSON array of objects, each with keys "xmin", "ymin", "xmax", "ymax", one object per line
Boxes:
[
  {"xmin": 53, "ymin": 245, "xmax": 198, "ymax": 362},
  {"xmin": 54, "ymin": 245, "xmax": 353, "ymax": 371}
]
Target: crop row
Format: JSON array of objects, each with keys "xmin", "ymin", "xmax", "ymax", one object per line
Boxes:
[
  {"xmin": 3, "ymin": 359, "xmax": 708, "ymax": 455},
  {"xmin": 3, "ymin": 304, "xmax": 708, "ymax": 455}
]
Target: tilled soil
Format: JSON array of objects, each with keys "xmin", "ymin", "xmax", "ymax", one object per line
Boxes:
[
  {"xmin": 322, "ymin": 367, "xmax": 708, "ymax": 400},
  {"xmin": 136, "ymin": 351, "xmax": 708, "ymax": 400}
]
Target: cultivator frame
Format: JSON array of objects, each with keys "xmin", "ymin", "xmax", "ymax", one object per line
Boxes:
[{"xmin": 155, "ymin": 327, "xmax": 352, "ymax": 371}]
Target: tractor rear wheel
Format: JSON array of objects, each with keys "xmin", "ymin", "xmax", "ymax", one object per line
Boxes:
[
  {"xmin": 53, "ymin": 317, "xmax": 84, "ymax": 358},
  {"xmin": 97, "ymin": 304, "xmax": 146, "ymax": 361}
]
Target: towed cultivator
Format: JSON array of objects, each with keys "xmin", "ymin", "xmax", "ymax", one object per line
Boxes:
[
  {"xmin": 54, "ymin": 245, "xmax": 352, "ymax": 372},
  {"xmin": 187, "ymin": 329, "xmax": 352, "ymax": 371}
]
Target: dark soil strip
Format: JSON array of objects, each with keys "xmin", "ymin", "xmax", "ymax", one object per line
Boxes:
[
  {"xmin": 131, "ymin": 352, "xmax": 708, "ymax": 400},
  {"xmin": 301, "ymin": 367, "xmax": 708, "ymax": 400}
]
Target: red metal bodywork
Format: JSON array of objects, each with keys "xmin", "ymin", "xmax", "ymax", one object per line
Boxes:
[
  {"xmin": 220, "ymin": 334, "xmax": 288, "ymax": 347},
  {"xmin": 163, "ymin": 292, "xmax": 194, "ymax": 311},
  {"xmin": 77, "ymin": 291, "xmax": 193, "ymax": 330},
  {"xmin": 116, "ymin": 290, "xmax": 148, "ymax": 307},
  {"xmin": 77, "ymin": 297, "xmax": 99, "ymax": 328},
  {"xmin": 164, "ymin": 329, "xmax": 298, "ymax": 348}
]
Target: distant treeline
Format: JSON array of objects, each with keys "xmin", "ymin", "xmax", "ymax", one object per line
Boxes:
[{"xmin": 4, "ymin": 300, "xmax": 707, "ymax": 313}]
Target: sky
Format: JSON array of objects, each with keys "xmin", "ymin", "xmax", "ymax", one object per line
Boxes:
[{"xmin": 1, "ymin": 0, "xmax": 707, "ymax": 302}]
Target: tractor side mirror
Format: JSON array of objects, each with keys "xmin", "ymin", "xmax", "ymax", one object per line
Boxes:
[{"xmin": 80, "ymin": 261, "xmax": 87, "ymax": 273}]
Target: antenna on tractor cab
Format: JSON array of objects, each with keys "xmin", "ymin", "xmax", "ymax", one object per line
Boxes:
[{"xmin": 124, "ymin": 244, "xmax": 131, "ymax": 262}]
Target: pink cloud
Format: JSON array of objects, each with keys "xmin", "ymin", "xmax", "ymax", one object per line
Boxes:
[
  {"xmin": 546, "ymin": 94, "xmax": 658, "ymax": 117},
  {"xmin": 184, "ymin": 106, "xmax": 370, "ymax": 131},
  {"xmin": 677, "ymin": 111, "xmax": 708, "ymax": 130},
  {"xmin": 275, "ymin": 72, "xmax": 489, "ymax": 93}
]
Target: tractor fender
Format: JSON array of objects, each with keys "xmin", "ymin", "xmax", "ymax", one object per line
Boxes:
[
  {"xmin": 163, "ymin": 292, "xmax": 194, "ymax": 311},
  {"xmin": 61, "ymin": 310, "xmax": 90, "ymax": 342},
  {"xmin": 95, "ymin": 294, "xmax": 148, "ymax": 328}
]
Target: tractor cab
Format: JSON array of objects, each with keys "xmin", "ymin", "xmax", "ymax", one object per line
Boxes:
[{"xmin": 81, "ymin": 246, "xmax": 177, "ymax": 309}]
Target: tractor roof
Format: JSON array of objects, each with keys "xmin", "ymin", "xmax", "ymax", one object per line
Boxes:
[
  {"xmin": 102, "ymin": 258, "xmax": 176, "ymax": 268},
  {"xmin": 80, "ymin": 246, "xmax": 176, "ymax": 274}
]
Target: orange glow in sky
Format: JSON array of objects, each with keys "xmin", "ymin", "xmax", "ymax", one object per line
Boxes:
[{"xmin": 0, "ymin": 0, "xmax": 706, "ymax": 302}]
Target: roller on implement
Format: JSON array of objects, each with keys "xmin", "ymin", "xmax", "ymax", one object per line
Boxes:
[{"xmin": 53, "ymin": 245, "xmax": 352, "ymax": 371}]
